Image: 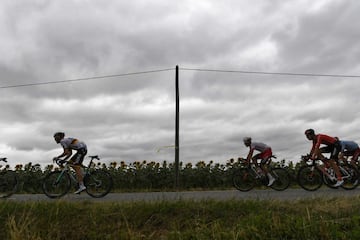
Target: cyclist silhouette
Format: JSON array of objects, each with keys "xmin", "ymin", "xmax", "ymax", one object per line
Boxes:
[
  {"xmin": 304, "ymin": 129, "xmax": 343, "ymax": 187},
  {"xmin": 243, "ymin": 137, "xmax": 275, "ymax": 186},
  {"xmin": 53, "ymin": 132, "xmax": 88, "ymax": 194}
]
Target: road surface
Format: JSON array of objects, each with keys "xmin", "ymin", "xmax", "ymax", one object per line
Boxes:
[{"xmin": 4, "ymin": 187, "xmax": 360, "ymax": 202}]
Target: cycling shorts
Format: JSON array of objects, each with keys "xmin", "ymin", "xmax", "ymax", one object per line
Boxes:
[
  {"xmin": 319, "ymin": 141, "xmax": 341, "ymax": 160},
  {"xmin": 253, "ymin": 148, "xmax": 272, "ymax": 164},
  {"xmin": 69, "ymin": 148, "xmax": 88, "ymax": 165}
]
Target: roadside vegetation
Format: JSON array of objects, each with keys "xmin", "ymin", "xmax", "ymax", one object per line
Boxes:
[
  {"xmin": 1, "ymin": 197, "xmax": 360, "ymax": 239},
  {"xmin": 3, "ymin": 158, "xmax": 299, "ymax": 193},
  {"xmin": 2, "ymin": 159, "xmax": 360, "ymax": 239}
]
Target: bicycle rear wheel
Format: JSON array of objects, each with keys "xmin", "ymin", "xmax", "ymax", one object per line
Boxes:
[
  {"xmin": 84, "ymin": 169, "xmax": 113, "ymax": 198},
  {"xmin": 42, "ymin": 171, "xmax": 71, "ymax": 198},
  {"xmin": 0, "ymin": 171, "xmax": 18, "ymax": 198},
  {"xmin": 232, "ymin": 168, "xmax": 256, "ymax": 192},
  {"xmin": 297, "ymin": 165, "xmax": 323, "ymax": 191},
  {"xmin": 269, "ymin": 168, "xmax": 290, "ymax": 191}
]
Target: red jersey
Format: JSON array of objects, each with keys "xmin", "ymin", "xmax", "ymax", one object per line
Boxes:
[{"xmin": 311, "ymin": 134, "xmax": 337, "ymax": 152}]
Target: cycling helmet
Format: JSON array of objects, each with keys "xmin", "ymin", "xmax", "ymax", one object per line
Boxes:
[
  {"xmin": 53, "ymin": 132, "xmax": 65, "ymax": 143},
  {"xmin": 304, "ymin": 129, "xmax": 315, "ymax": 135},
  {"xmin": 243, "ymin": 137, "xmax": 251, "ymax": 143}
]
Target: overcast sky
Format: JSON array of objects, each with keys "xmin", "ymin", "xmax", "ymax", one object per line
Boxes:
[{"xmin": 1, "ymin": 0, "xmax": 360, "ymax": 168}]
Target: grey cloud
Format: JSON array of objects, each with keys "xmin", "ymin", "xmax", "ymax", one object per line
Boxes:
[
  {"xmin": 1, "ymin": 0, "xmax": 360, "ymax": 167},
  {"xmin": 273, "ymin": 1, "xmax": 360, "ymax": 73}
]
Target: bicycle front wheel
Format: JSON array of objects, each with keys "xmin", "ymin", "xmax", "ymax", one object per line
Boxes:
[
  {"xmin": 0, "ymin": 171, "xmax": 18, "ymax": 198},
  {"xmin": 297, "ymin": 165, "xmax": 323, "ymax": 191},
  {"xmin": 84, "ymin": 169, "xmax": 113, "ymax": 198},
  {"xmin": 42, "ymin": 171, "xmax": 71, "ymax": 198},
  {"xmin": 269, "ymin": 168, "xmax": 290, "ymax": 191},
  {"xmin": 232, "ymin": 168, "xmax": 256, "ymax": 192}
]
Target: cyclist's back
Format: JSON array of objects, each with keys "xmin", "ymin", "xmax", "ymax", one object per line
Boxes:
[
  {"xmin": 60, "ymin": 138, "xmax": 87, "ymax": 151},
  {"xmin": 250, "ymin": 142, "xmax": 270, "ymax": 153}
]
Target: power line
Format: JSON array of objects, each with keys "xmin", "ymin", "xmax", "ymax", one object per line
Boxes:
[
  {"xmin": 1, "ymin": 66, "xmax": 359, "ymax": 89},
  {"xmin": 180, "ymin": 67, "xmax": 360, "ymax": 78},
  {"xmin": 0, "ymin": 68, "xmax": 174, "ymax": 89}
]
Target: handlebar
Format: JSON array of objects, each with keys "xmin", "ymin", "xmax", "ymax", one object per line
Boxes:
[
  {"xmin": 301, "ymin": 154, "xmax": 326, "ymax": 165},
  {"xmin": 88, "ymin": 155, "xmax": 100, "ymax": 160},
  {"xmin": 301, "ymin": 154, "xmax": 311, "ymax": 161},
  {"xmin": 53, "ymin": 158, "xmax": 67, "ymax": 166}
]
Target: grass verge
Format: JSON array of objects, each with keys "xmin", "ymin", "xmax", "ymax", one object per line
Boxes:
[{"xmin": 1, "ymin": 196, "xmax": 360, "ymax": 239}]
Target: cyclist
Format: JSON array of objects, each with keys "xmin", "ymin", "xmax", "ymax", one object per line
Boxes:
[
  {"xmin": 53, "ymin": 132, "xmax": 88, "ymax": 194},
  {"xmin": 337, "ymin": 139, "xmax": 360, "ymax": 169},
  {"xmin": 304, "ymin": 129, "xmax": 343, "ymax": 187},
  {"xmin": 243, "ymin": 137, "xmax": 275, "ymax": 186}
]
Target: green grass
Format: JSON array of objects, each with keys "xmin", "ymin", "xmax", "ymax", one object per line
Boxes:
[{"xmin": 1, "ymin": 197, "xmax": 360, "ymax": 239}]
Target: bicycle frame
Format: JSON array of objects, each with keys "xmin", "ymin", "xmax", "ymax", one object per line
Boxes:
[
  {"xmin": 54, "ymin": 155, "xmax": 99, "ymax": 184},
  {"xmin": 54, "ymin": 163, "xmax": 77, "ymax": 186},
  {"xmin": 306, "ymin": 158, "xmax": 352, "ymax": 181},
  {"xmin": 315, "ymin": 164, "xmax": 336, "ymax": 181},
  {"xmin": 241, "ymin": 156, "xmax": 276, "ymax": 178}
]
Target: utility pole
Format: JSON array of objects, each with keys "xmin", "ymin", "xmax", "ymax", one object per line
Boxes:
[{"xmin": 175, "ymin": 65, "xmax": 180, "ymax": 189}]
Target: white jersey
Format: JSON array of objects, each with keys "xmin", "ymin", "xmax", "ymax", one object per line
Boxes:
[
  {"xmin": 60, "ymin": 138, "xmax": 87, "ymax": 150},
  {"xmin": 250, "ymin": 142, "xmax": 270, "ymax": 153}
]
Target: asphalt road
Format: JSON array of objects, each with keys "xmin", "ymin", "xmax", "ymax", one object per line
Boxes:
[{"xmin": 3, "ymin": 187, "xmax": 360, "ymax": 202}]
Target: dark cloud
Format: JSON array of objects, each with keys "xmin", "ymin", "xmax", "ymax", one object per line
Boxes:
[{"xmin": 0, "ymin": 0, "xmax": 360, "ymax": 167}]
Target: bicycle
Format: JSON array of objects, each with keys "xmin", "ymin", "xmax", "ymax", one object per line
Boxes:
[
  {"xmin": 0, "ymin": 157, "xmax": 18, "ymax": 198},
  {"xmin": 42, "ymin": 155, "xmax": 113, "ymax": 198},
  {"xmin": 232, "ymin": 156, "xmax": 290, "ymax": 191},
  {"xmin": 340, "ymin": 153, "xmax": 360, "ymax": 178},
  {"xmin": 297, "ymin": 155, "xmax": 359, "ymax": 191}
]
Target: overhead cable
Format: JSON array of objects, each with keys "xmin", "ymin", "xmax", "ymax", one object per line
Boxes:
[
  {"xmin": 0, "ymin": 68, "xmax": 173, "ymax": 89},
  {"xmin": 1, "ymin": 66, "xmax": 359, "ymax": 89},
  {"xmin": 180, "ymin": 67, "xmax": 360, "ymax": 78}
]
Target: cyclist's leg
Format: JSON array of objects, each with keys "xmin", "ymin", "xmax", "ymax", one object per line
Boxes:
[
  {"xmin": 252, "ymin": 153, "xmax": 261, "ymax": 168},
  {"xmin": 71, "ymin": 148, "xmax": 87, "ymax": 192},
  {"xmin": 260, "ymin": 149, "xmax": 275, "ymax": 186},
  {"xmin": 351, "ymin": 148, "xmax": 360, "ymax": 169},
  {"xmin": 330, "ymin": 143, "xmax": 343, "ymax": 186},
  {"xmin": 319, "ymin": 146, "xmax": 331, "ymax": 159},
  {"xmin": 259, "ymin": 149, "xmax": 272, "ymax": 175},
  {"xmin": 333, "ymin": 142, "xmax": 342, "ymax": 177},
  {"xmin": 70, "ymin": 153, "xmax": 82, "ymax": 182}
]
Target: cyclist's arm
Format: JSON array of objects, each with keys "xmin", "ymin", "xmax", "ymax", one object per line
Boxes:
[
  {"xmin": 56, "ymin": 147, "xmax": 72, "ymax": 161},
  {"xmin": 246, "ymin": 148, "xmax": 254, "ymax": 163},
  {"xmin": 309, "ymin": 141, "xmax": 316, "ymax": 159},
  {"xmin": 311, "ymin": 135, "xmax": 324, "ymax": 159}
]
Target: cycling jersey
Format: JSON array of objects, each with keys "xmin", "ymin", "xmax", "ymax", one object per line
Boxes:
[
  {"xmin": 312, "ymin": 134, "xmax": 337, "ymax": 150},
  {"xmin": 60, "ymin": 138, "xmax": 87, "ymax": 165},
  {"xmin": 250, "ymin": 142, "xmax": 270, "ymax": 152},
  {"xmin": 60, "ymin": 138, "xmax": 87, "ymax": 150},
  {"xmin": 311, "ymin": 134, "xmax": 340, "ymax": 160},
  {"xmin": 339, "ymin": 140, "xmax": 359, "ymax": 152},
  {"xmin": 339, "ymin": 140, "xmax": 360, "ymax": 161}
]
